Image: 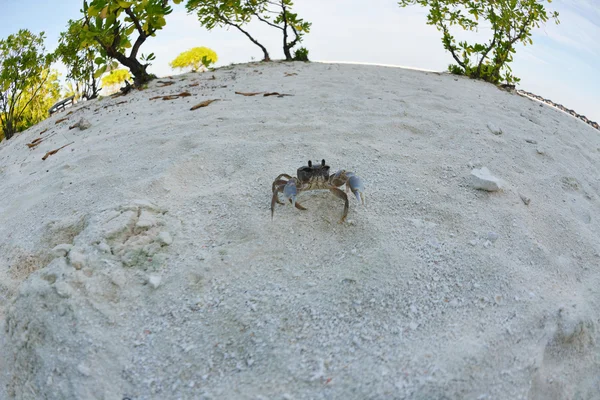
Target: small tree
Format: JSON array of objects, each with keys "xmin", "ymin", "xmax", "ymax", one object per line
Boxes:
[
  {"xmin": 170, "ymin": 47, "xmax": 218, "ymax": 72},
  {"xmin": 16, "ymin": 70, "xmax": 61, "ymax": 132},
  {"xmin": 55, "ymin": 19, "xmax": 102, "ymax": 100},
  {"xmin": 398, "ymin": 0, "xmax": 559, "ymax": 84},
  {"xmin": 186, "ymin": 0, "xmax": 310, "ymax": 61},
  {"xmin": 0, "ymin": 29, "xmax": 54, "ymax": 140},
  {"xmin": 79, "ymin": 0, "xmax": 182, "ymax": 87}
]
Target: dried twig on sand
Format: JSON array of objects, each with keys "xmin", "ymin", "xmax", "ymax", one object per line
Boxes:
[
  {"xmin": 42, "ymin": 142, "xmax": 74, "ymax": 160},
  {"xmin": 190, "ymin": 99, "xmax": 220, "ymax": 110}
]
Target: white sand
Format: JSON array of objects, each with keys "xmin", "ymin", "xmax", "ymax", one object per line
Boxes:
[{"xmin": 0, "ymin": 61, "xmax": 599, "ymax": 399}]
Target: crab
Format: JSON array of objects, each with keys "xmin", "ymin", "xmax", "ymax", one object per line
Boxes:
[{"xmin": 271, "ymin": 159, "xmax": 365, "ymax": 223}]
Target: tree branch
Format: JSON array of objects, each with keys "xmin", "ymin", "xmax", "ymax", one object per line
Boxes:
[
  {"xmin": 253, "ymin": 13, "xmax": 283, "ymax": 30},
  {"xmin": 15, "ymin": 71, "xmax": 49, "ymax": 121},
  {"xmin": 124, "ymin": 8, "xmax": 147, "ymax": 38}
]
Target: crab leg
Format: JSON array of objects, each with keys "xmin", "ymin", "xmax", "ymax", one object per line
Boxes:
[
  {"xmin": 346, "ymin": 173, "xmax": 366, "ymax": 205},
  {"xmin": 272, "ymin": 174, "xmax": 293, "ymax": 193},
  {"xmin": 272, "ymin": 179, "xmax": 289, "ymax": 204},
  {"xmin": 271, "ymin": 181, "xmax": 307, "ymax": 219},
  {"xmin": 329, "ymin": 187, "xmax": 349, "ymax": 223},
  {"xmin": 283, "ymin": 179, "xmax": 298, "ymax": 207}
]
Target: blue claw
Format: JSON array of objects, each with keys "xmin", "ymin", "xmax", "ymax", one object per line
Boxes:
[
  {"xmin": 347, "ymin": 174, "xmax": 365, "ymax": 205},
  {"xmin": 283, "ymin": 180, "xmax": 297, "ymax": 207}
]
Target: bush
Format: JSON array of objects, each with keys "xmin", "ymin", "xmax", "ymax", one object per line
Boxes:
[
  {"xmin": 293, "ymin": 47, "xmax": 309, "ymax": 62},
  {"xmin": 399, "ymin": 0, "xmax": 559, "ymax": 85},
  {"xmin": 101, "ymin": 69, "xmax": 132, "ymax": 89},
  {"xmin": 169, "ymin": 47, "xmax": 218, "ymax": 72},
  {"xmin": 447, "ymin": 64, "xmax": 463, "ymax": 75}
]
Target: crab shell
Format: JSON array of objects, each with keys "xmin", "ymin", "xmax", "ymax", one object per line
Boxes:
[{"xmin": 271, "ymin": 159, "xmax": 365, "ymax": 223}]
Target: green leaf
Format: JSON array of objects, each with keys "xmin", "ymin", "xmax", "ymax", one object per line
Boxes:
[{"xmin": 93, "ymin": 64, "xmax": 107, "ymax": 78}]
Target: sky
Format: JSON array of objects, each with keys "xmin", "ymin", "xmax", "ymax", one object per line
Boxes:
[{"xmin": 1, "ymin": 0, "xmax": 599, "ymax": 122}]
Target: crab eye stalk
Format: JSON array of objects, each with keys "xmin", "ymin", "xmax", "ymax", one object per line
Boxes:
[
  {"xmin": 321, "ymin": 159, "xmax": 326, "ymax": 167},
  {"xmin": 308, "ymin": 160, "xmax": 312, "ymax": 167}
]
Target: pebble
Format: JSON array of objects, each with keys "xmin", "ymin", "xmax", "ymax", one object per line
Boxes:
[
  {"xmin": 54, "ymin": 281, "xmax": 73, "ymax": 298},
  {"xmin": 97, "ymin": 242, "xmax": 111, "ymax": 253},
  {"xmin": 148, "ymin": 274, "xmax": 162, "ymax": 289},
  {"xmin": 52, "ymin": 243, "xmax": 73, "ymax": 257},
  {"xmin": 68, "ymin": 250, "xmax": 86, "ymax": 270},
  {"xmin": 77, "ymin": 363, "xmax": 91, "ymax": 377},
  {"xmin": 487, "ymin": 122, "xmax": 503, "ymax": 135},
  {"xmin": 519, "ymin": 193, "xmax": 531, "ymax": 205},
  {"xmin": 109, "ymin": 269, "xmax": 127, "ymax": 287},
  {"xmin": 136, "ymin": 210, "xmax": 157, "ymax": 230},
  {"xmin": 76, "ymin": 118, "xmax": 91, "ymax": 130},
  {"xmin": 409, "ymin": 321, "xmax": 419, "ymax": 330},
  {"xmin": 470, "ymin": 167, "xmax": 504, "ymax": 191},
  {"xmin": 157, "ymin": 231, "xmax": 173, "ymax": 246},
  {"xmin": 487, "ymin": 231, "xmax": 499, "ymax": 242}
]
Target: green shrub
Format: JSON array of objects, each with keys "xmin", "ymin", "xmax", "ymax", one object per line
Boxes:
[
  {"xmin": 447, "ymin": 64, "xmax": 463, "ymax": 75},
  {"xmin": 293, "ymin": 47, "xmax": 309, "ymax": 62}
]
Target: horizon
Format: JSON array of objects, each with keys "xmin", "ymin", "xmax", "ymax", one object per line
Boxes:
[{"xmin": 1, "ymin": 0, "xmax": 599, "ymax": 122}]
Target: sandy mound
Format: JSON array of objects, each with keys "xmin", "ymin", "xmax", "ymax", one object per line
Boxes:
[{"xmin": 0, "ymin": 62, "xmax": 599, "ymax": 399}]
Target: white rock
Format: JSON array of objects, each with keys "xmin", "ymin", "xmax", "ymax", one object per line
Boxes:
[
  {"xmin": 52, "ymin": 244, "xmax": 73, "ymax": 257},
  {"xmin": 409, "ymin": 321, "xmax": 419, "ymax": 330},
  {"xmin": 487, "ymin": 122, "xmax": 503, "ymax": 135},
  {"xmin": 519, "ymin": 193, "xmax": 531, "ymax": 205},
  {"xmin": 97, "ymin": 242, "xmax": 111, "ymax": 253},
  {"xmin": 54, "ymin": 281, "xmax": 73, "ymax": 298},
  {"xmin": 487, "ymin": 231, "xmax": 499, "ymax": 242},
  {"xmin": 148, "ymin": 274, "xmax": 162, "ymax": 289},
  {"xmin": 77, "ymin": 118, "xmax": 91, "ymax": 130},
  {"xmin": 77, "ymin": 363, "xmax": 91, "ymax": 377},
  {"xmin": 109, "ymin": 269, "xmax": 127, "ymax": 287},
  {"xmin": 68, "ymin": 250, "xmax": 86, "ymax": 270},
  {"xmin": 157, "ymin": 231, "xmax": 173, "ymax": 246},
  {"xmin": 470, "ymin": 167, "xmax": 504, "ymax": 191},
  {"xmin": 136, "ymin": 210, "xmax": 157, "ymax": 231}
]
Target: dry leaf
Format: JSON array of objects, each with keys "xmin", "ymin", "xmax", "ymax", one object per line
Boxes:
[
  {"xmin": 157, "ymin": 80, "xmax": 175, "ymax": 87},
  {"xmin": 116, "ymin": 101, "xmax": 128, "ymax": 105},
  {"xmin": 27, "ymin": 139, "xmax": 43, "ymax": 148},
  {"xmin": 190, "ymin": 99, "xmax": 220, "ymax": 110},
  {"xmin": 149, "ymin": 96, "xmax": 163, "ymax": 100},
  {"xmin": 264, "ymin": 92, "xmax": 294, "ymax": 97},
  {"xmin": 235, "ymin": 91, "xmax": 263, "ymax": 96},
  {"xmin": 162, "ymin": 92, "xmax": 192, "ymax": 100},
  {"xmin": 55, "ymin": 118, "xmax": 68, "ymax": 124},
  {"xmin": 188, "ymin": 83, "xmax": 199, "ymax": 87},
  {"xmin": 39, "ymin": 128, "xmax": 48, "ymax": 135},
  {"xmin": 285, "ymin": 72, "xmax": 298, "ymax": 77},
  {"xmin": 42, "ymin": 142, "xmax": 74, "ymax": 161},
  {"xmin": 28, "ymin": 132, "xmax": 58, "ymax": 147}
]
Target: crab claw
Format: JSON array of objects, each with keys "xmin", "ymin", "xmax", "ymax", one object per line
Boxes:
[
  {"xmin": 283, "ymin": 180, "xmax": 297, "ymax": 208},
  {"xmin": 347, "ymin": 174, "xmax": 365, "ymax": 205}
]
